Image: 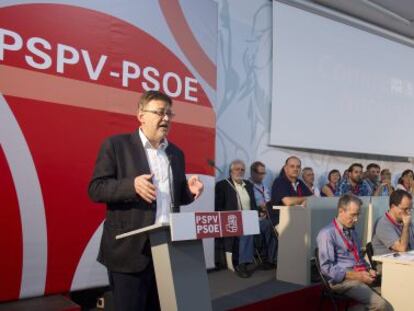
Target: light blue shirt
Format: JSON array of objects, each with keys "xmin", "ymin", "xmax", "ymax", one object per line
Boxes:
[
  {"xmin": 362, "ymin": 179, "xmax": 378, "ymax": 196},
  {"xmin": 316, "ymin": 220, "xmax": 368, "ymax": 284},
  {"xmin": 249, "ymin": 179, "xmax": 270, "ymax": 207}
]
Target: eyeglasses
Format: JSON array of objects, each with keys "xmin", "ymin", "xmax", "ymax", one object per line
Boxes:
[
  {"xmin": 398, "ymin": 206, "xmax": 413, "ymax": 213},
  {"xmin": 142, "ymin": 109, "xmax": 176, "ymax": 118},
  {"xmin": 233, "ymin": 167, "xmax": 245, "ymax": 172},
  {"xmin": 347, "ymin": 214, "xmax": 360, "ymax": 221}
]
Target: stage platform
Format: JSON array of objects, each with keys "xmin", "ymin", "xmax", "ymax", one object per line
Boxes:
[
  {"xmin": 210, "ymin": 266, "xmax": 303, "ymax": 310},
  {"xmin": 0, "ymin": 295, "xmax": 80, "ymax": 311},
  {"xmin": 0, "ymin": 265, "xmax": 328, "ymax": 311}
]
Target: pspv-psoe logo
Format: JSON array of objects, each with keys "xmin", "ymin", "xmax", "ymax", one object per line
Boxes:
[{"xmin": 0, "ymin": 3, "xmax": 215, "ymax": 301}]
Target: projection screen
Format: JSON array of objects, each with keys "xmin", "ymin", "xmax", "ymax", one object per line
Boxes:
[{"xmin": 271, "ymin": 2, "xmax": 414, "ymax": 157}]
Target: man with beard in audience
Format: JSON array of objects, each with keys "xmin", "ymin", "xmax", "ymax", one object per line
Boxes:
[{"xmin": 336, "ymin": 163, "xmax": 370, "ymax": 196}]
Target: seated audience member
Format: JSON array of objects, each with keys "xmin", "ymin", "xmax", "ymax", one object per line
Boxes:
[
  {"xmin": 336, "ymin": 163, "xmax": 370, "ymax": 196},
  {"xmin": 317, "ymin": 195, "xmax": 392, "ymax": 311},
  {"xmin": 372, "ymin": 189, "xmax": 414, "ymax": 256},
  {"xmin": 271, "ymin": 156, "xmax": 313, "ymax": 207},
  {"xmin": 214, "ymin": 160, "xmax": 257, "ymax": 278},
  {"xmin": 301, "ymin": 167, "xmax": 320, "ymax": 196},
  {"xmin": 362, "ymin": 170, "xmax": 368, "ymax": 180},
  {"xmin": 374, "ymin": 169, "xmax": 394, "ymax": 196},
  {"xmin": 362, "ymin": 163, "xmax": 381, "ymax": 196},
  {"xmin": 342, "ymin": 169, "xmax": 349, "ymax": 180},
  {"xmin": 396, "ymin": 169, "xmax": 414, "ymax": 194},
  {"xmin": 249, "ymin": 161, "xmax": 277, "ymax": 268},
  {"xmin": 321, "ymin": 169, "xmax": 341, "ymax": 197}
]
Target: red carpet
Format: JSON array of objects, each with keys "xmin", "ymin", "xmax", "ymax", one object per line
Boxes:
[{"xmin": 231, "ymin": 285, "xmax": 350, "ymax": 311}]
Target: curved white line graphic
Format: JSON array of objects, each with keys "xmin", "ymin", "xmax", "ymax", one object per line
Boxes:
[
  {"xmin": 70, "ymin": 221, "xmax": 108, "ymax": 291},
  {"xmin": 0, "ymin": 94, "xmax": 47, "ymax": 298}
]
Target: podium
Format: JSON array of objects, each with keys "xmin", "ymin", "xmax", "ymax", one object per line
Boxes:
[
  {"xmin": 116, "ymin": 210, "xmax": 260, "ymax": 311},
  {"xmin": 373, "ymin": 251, "xmax": 414, "ymax": 311}
]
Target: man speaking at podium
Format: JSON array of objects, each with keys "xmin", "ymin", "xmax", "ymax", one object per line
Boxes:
[{"xmin": 88, "ymin": 91, "xmax": 204, "ymax": 311}]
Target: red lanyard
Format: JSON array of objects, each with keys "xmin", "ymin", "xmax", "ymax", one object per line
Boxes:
[
  {"xmin": 254, "ymin": 184, "xmax": 266, "ymax": 201},
  {"xmin": 352, "ymin": 184, "xmax": 360, "ymax": 195},
  {"xmin": 333, "ymin": 219, "xmax": 361, "ymax": 264},
  {"xmin": 385, "ymin": 212, "xmax": 403, "ymax": 235},
  {"xmin": 291, "ymin": 182, "xmax": 302, "ymax": 196}
]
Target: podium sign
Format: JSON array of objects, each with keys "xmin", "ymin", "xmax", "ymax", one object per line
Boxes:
[
  {"xmin": 115, "ymin": 210, "xmax": 259, "ymax": 311},
  {"xmin": 171, "ymin": 210, "xmax": 259, "ymax": 241},
  {"xmin": 195, "ymin": 211, "xmax": 244, "ymax": 238}
]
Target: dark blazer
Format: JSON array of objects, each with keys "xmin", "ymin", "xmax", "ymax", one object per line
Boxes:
[
  {"xmin": 88, "ymin": 131, "xmax": 194, "ymax": 273},
  {"xmin": 214, "ymin": 178, "xmax": 258, "ymax": 254},
  {"xmin": 215, "ymin": 178, "xmax": 258, "ymax": 212}
]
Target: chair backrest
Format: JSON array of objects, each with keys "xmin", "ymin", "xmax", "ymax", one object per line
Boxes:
[
  {"xmin": 314, "ymin": 247, "xmax": 335, "ymax": 294},
  {"xmin": 365, "ymin": 242, "xmax": 376, "ymax": 270}
]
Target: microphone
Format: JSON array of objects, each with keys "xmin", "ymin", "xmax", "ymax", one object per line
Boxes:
[{"xmin": 207, "ymin": 159, "xmax": 223, "ymax": 174}]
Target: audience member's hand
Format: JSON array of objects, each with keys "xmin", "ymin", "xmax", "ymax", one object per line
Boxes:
[
  {"xmin": 368, "ymin": 269, "xmax": 377, "ymax": 278},
  {"xmin": 134, "ymin": 174, "xmax": 156, "ymax": 203},
  {"xmin": 359, "ymin": 271, "xmax": 375, "ymax": 285},
  {"xmin": 402, "ymin": 213, "xmax": 412, "ymax": 226},
  {"xmin": 410, "ymin": 180, "xmax": 414, "ymax": 192}
]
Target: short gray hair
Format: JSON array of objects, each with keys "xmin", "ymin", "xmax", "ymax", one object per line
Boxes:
[
  {"xmin": 337, "ymin": 194, "xmax": 363, "ymax": 212},
  {"xmin": 229, "ymin": 159, "xmax": 245, "ymax": 174},
  {"xmin": 301, "ymin": 167, "xmax": 313, "ymax": 175}
]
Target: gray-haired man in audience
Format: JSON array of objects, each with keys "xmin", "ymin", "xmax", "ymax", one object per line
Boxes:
[
  {"xmin": 317, "ymin": 194, "xmax": 392, "ymax": 311},
  {"xmin": 302, "ymin": 167, "xmax": 320, "ymax": 196}
]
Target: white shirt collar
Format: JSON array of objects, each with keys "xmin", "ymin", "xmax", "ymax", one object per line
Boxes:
[
  {"xmin": 138, "ymin": 128, "xmax": 168, "ymax": 151},
  {"xmin": 231, "ymin": 178, "xmax": 246, "ymax": 187},
  {"xmin": 235, "ymin": 181, "xmax": 246, "ymax": 187}
]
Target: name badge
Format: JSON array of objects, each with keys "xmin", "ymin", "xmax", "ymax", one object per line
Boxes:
[{"xmin": 353, "ymin": 264, "xmax": 366, "ymax": 272}]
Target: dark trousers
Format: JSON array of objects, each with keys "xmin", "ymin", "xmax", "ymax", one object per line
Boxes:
[{"xmin": 108, "ymin": 263, "xmax": 160, "ymax": 311}]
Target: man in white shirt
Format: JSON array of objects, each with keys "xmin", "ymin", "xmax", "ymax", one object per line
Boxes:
[
  {"xmin": 89, "ymin": 90, "xmax": 204, "ymax": 311},
  {"xmin": 215, "ymin": 160, "xmax": 258, "ymax": 278}
]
